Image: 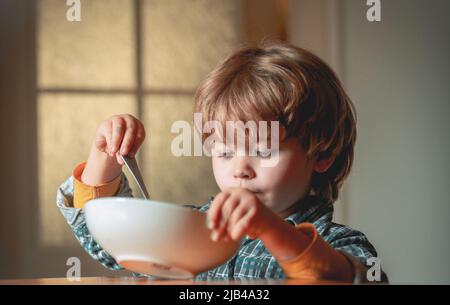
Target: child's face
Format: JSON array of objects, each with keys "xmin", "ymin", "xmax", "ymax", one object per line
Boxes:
[{"xmin": 211, "ymin": 133, "xmax": 315, "ymax": 218}]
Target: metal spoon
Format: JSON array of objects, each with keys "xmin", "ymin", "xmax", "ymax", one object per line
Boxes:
[{"xmin": 120, "ymin": 154, "xmax": 150, "ymax": 200}]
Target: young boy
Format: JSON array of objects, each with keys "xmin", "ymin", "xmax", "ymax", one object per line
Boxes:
[{"xmin": 56, "ymin": 42, "xmax": 387, "ymax": 283}]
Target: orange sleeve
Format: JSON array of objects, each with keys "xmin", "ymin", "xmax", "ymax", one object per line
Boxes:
[
  {"xmin": 278, "ymin": 223, "xmax": 353, "ymax": 282},
  {"xmin": 72, "ymin": 162, "xmax": 122, "ymax": 209}
]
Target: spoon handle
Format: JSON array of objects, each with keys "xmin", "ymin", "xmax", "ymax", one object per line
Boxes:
[{"xmin": 120, "ymin": 154, "xmax": 150, "ymax": 200}]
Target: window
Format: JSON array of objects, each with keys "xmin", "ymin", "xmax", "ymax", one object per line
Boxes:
[{"xmin": 38, "ymin": 0, "xmax": 240, "ymax": 246}]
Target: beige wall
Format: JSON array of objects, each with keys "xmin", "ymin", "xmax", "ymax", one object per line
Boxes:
[{"xmin": 289, "ymin": 0, "xmax": 450, "ymax": 284}]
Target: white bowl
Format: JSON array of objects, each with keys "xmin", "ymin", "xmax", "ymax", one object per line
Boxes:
[{"xmin": 84, "ymin": 197, "xmax": 240, "ymax": 279}]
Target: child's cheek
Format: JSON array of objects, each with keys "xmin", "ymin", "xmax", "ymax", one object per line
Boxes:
[
  {"xmin": 212, "ymin": 158, "xmax": 236, "ymax": 191},
  {"xmin": 255, "ymin": 172, "xmax": 284, "ymax": 201},
  {"xmin": 256, "ymin": 157, "xmax": 291, "ymax": 191}
]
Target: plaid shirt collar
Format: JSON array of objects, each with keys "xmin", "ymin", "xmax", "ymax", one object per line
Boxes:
[{"xmin": 284, "ymin": 195, "xmax": 333, "ymax": 226}]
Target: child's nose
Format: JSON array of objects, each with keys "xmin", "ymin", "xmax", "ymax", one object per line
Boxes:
[{"xmin": 233, "ymin": 157, "xmax": 256, "ymax": 179}]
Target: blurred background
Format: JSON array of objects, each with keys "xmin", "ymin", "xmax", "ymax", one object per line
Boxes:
[{"xmin": 0, "ymin": 0, "xmax": 449, "ymax": 284}]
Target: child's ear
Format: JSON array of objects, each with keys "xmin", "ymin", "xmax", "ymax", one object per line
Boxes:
[{"xmin": 312, "ymin": 155, "xmax": 336, "ymax": 174}]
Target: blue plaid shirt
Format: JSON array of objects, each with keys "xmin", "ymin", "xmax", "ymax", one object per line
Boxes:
[{"xmin": 57, "ymin": 172, "xmax": 388, "ymax": 283}]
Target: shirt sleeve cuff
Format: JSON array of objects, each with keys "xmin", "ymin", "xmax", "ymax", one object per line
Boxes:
[
  {"xmin": 72, "ymin": 162, "xmax": 122, "ymax": 209},
  {"xmin": 277, "ymin": 223, "xmax": 353, "ymax": 282}
]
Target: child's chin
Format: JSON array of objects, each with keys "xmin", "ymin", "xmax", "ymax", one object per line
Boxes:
[
  {"xmin": 254, "ymin": 192, "xmax": 266, "ymax": 202},
  {"xmin": 262, "ymin": 199, "xmax": 278, "ymax": 211}
]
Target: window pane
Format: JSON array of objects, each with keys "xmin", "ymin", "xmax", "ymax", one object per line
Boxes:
[
  {"xmin": 38, "ymin": 0, "xmax": 135, "ymax": 89},
  {"xmin": 142, "ymin": 0, "xmax": 241, "ymax": 90},
  {"xmin": 142, "ymin": 95, "xmax": 220, "ymax": 205},
  {"xmin": 38, "ymin": 93, "xmax": 137, "ymax": 246}
]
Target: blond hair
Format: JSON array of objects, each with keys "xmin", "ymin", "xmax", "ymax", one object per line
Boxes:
[{"xmin": 194, "ymin": 41, "xmax": 357, "ymax": 204}]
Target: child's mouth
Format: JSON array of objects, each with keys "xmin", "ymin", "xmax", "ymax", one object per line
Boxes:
[
  {"xmin": 239, "ymin": 182, "xmax": 262, "ymax": 194},
  {"xmin": 249, "ymin": 189, "xmax": 263, "ymax": 195}
]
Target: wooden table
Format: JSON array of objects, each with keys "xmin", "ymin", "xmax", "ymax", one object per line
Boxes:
[{"xmin": 0, "ymin": 277, "xmax": 348, "ymax": 285}]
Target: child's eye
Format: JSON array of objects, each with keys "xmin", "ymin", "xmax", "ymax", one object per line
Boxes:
[
  {"xmin": 256, "ymin": 150, "xmax": 272, "ymax": 158},
  {"xmin": 216, "ymin": 151, "xmax": 234, "ymax": 158}
]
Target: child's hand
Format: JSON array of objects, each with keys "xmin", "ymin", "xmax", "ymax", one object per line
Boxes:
[
  {"xmin": 206, "ymin": 188, "xmax": 276, "ymax": 242},
  {"xmin": 94, "ymin": 114, "xmax": 146, "ymax": 165}
]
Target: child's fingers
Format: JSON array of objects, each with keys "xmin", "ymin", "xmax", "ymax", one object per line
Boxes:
[
  {"xmin": 119, "ymin": 117, "xmax": 137, "ymax": 156},
  {"xmin": 128, "ymin": 121, "xmax": 146, "ymax": 158},
  {"xmin": 227, "ymin": 204, "xmax": 248, "ymax": 237},
  {"xmin": 230, "ymin": 209, "xmax": 256, "ymax": 240},
  {"xmin": 212, "ymin": 195, "xmax": 240, "ymax": 242},
  {"xmin": 218, "ymin": 195, "xmax": 240, "ymax": 230},
  {"xmin": 207, "ymin": 191, "xmax": 230, "ymax": 230},
  {"xmin": 111, "ymin": 116, "xmax": 125, "ymax": 154},
  {"xmin": 115, "ymin": 151, "xmax": 124, "ymax": 165}
]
